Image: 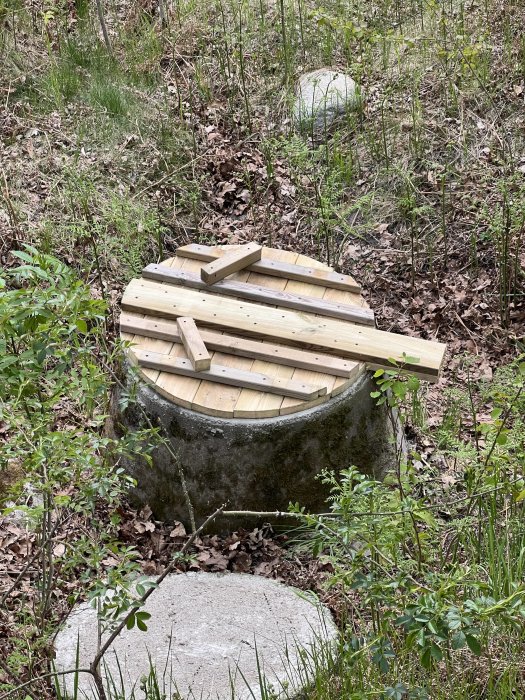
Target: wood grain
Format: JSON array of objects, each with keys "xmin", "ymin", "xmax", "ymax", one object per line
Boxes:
[
  {"xmin": 200, "ymin": 242, "xmax": 262, "ymax": 284},
  {"xmin": 120, "ymin": 312, "xmax": 359, "ymax": 378},
  {"xmin": 176, "ymin": 317, "xmax": 211, "ymax": 371},
  {"xmin": 177, "ymin": 243, "xmax": 361, "ymax": 294},
  {"xmin": 122, "ymin": 278, "xmax": 445, "ymax": 381},
  {"xmin": 143, "ymin": 264, "xmax": 374, "ymax": 326},
  {"xmin": 132, "ymin": 349, "xmax": 327, "ymax": 400}
]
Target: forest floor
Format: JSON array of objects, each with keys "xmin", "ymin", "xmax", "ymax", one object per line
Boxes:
[{"xmin": 2, "ymin": 0, "xmax": 525, "ymax": 696}]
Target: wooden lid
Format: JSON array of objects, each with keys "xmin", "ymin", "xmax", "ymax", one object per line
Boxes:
[{"xmin": 120, "ymin": 246, "xmax": 369, "ymax": 418}]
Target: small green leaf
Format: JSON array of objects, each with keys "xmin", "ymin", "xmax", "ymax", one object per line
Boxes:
[
  {"xmin": 451, "ymin": 631, "xmax": 466, "ymax": 650},
  {"xmin": 430, "ymin": 643, "xmax": 443, "ymax": 661},
  {"xmin": 414, "ymin": 509, "xmax": 436, "ymax": 527},
  {"xmin": 402, "ymin": 354, "xmax": 421, "ymax": 364},
  {"xmin": 75, "ymin": 319, "xmax": 88, "ymax": 334},
  {"xmin": 136, "ymin": 617, "xmax": 148, "ymax": 632},
  {"xmin": 496, "ymin": 431, "xmax": 508, "ymax": 446},
  {"xmin": 13, "ymin": 250, "xmax": 35, "ymax": 264},
  {"xmin": 420, "ymin": 647, "xmax": 432, "ymax": 669},
  {"xmin": 465, "ymin": 634, "xmax": 482, "ymax": 656},
  {"xmin": 126, "ymin": 613, "xmax": 136, "ymax": 630}
]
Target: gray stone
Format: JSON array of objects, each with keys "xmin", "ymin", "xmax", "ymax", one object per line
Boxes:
[
  {"xmin": 111, "ymin": 369, "xmax": 398, "ymax": 529},
  {"xmin": 293, "ymin": 69, "xmax": 363, "ymax": 133},
  {"xmin": 54, "ymin": 572, "xmax": 338, "ymax": 699}
]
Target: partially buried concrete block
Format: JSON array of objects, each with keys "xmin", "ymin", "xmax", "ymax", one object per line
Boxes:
[{"xmin": 54, "ymin": 572, "xmax": 338, "ymax": 699}]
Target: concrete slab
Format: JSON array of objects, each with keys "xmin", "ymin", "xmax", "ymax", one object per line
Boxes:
[{"xmin": 54, "ymin": 572, "xmax": 338, "ymax": 699}]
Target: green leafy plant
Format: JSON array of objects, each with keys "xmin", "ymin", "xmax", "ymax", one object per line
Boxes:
[{"xmin": 0, "ymin": 246, "xmax": 158, "ymax": 643}]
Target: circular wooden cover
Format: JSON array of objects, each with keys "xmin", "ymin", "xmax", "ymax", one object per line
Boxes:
[{"xmin": 120, "ymin": 246, "xmax": 369, "ymax": 418}]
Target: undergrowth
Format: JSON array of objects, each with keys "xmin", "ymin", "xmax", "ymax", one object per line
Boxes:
[{"xmin": 2, "ymin": 0, "xmax": 525, "ymax": 696}]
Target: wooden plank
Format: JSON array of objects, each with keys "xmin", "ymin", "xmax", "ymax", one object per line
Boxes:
[
  {"xmin": 143, "ymin": 264, "xmax": 374, "ymax": 326},
  {"xmin": 124, "ymin": 257, "xmax": 176, "ymax": 388},
  {"xmin": 120, "ymin": 313, "xmax": 359, "ymax": 378},
  {"xmin": 122, "ymin": 280, "xmax": 446, "ymax": 381},
  {"xmin": 200, "ymin": 243, "xmax": 262, "ymax": 284},
  {"xmin": 154, "ymin": 257, "xmax": 202, "ymax": 409},
  {"xmin": 192, "ymin": 351, "xmax": 253, "ymax": 417},
  {"xmin": 176, "ymin": 317, "xmax": 211, "ymax": 371},
  {"xmin": 279, "ymin": 254, "xmax": 343, "ymax": 414},
  {"xmin": 233, "ymin": 248, "xmax": 299, "ymax": 418},
  {"xmin": 132, "ymin": 349, "xmax": 327, "ymax": 400},
  {"xmin": 177, "ymin": 244, "xmax": 361, "ymax": 294},
  {"xmin": 190, "ymin": 261, "xmax": 254, "ymax": 417},
  {"xmin": 320, "ymin": 265, "xmax": 369, "ymax": 399}
]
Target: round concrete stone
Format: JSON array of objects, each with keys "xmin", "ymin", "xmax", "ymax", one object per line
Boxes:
[
  {"xmin": 54, "ymin": 572, "xmax": 338, "ymax": 699},
  {"xmin": 293, "ymin": 68, "xmax": 363, "ymax": 134}
]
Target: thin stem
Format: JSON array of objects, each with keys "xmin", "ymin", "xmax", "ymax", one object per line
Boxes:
[
  {"xmin": 90, "ymin": 505, "xmax": 225, "ymax": 677},
  {"xmin": 95, "ymin": 0, "xmax": 112, "ymax": 55}
]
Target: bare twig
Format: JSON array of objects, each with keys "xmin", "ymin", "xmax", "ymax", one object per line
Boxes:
[
  {"xmin": 95, "ymin": 0, "xmax": 112, "ymax": 54},
  {"xmin": 89, "ymin": 504, "xmax": 225, "ymax": 694}
]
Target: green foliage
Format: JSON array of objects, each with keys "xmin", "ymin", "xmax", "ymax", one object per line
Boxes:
[
  {"xmin": 291, "ymin": 358, "xmax": 525, "ymax": 697},
  {"xmin": 89, "ymin": 80, "xmax": 131, "ymax": 116},
  {"xmin": 0, "ymin": 248, "xmax": 159, "ymax": 634}
]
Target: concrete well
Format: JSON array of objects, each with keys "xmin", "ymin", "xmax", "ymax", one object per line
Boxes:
[
  {"xmin": 113, "ymin": 368, "xmax": 397, "ymax": 529},
  {"xmin": 116, "ymin": 246, "xmax": 399, "ymax": 530}
]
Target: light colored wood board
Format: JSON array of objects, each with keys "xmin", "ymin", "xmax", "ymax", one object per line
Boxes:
[
  {"xmin": 122, "ymin": 279, "xmax": 445, "ymax": 380},
  {"xmin": 133, "ymin": 349, "xmax": 324, "ymax": 399},
  {"xmin": 143, "ymin": 265, "xmax": 374, "ymax": 326},
  {"xmin": 189, "ymin": 248, "xmax": 298, "ymax": 418},
  {"xmin": 120, "ymin": 313, "xmax": 358, "ymax": 379},
  {"xmin": 200, "ymin": 242, "xmax": 262, "ymax": 284},
  {"xmin": 322, "ymin": 285, "xmax": 366, "ymax": 309},
  {"xmin": 155, "ymin": 341, "xmax": 203, "ymax": 409},
  {"xmin": 192, "ymin": 258, "xmax": 253, "ymax": 416},
  {"xmin": 176, "ymin": 244, "xmax": 361, "ymax": 293},
  {"xmin": 175, "ymin": 246, "xmax": 297, "ymax": 417},
  {"xmin": 176, "ymin": 317, "xmax": 211, "ymax": 371},
  {"xmin": 331, "ymin": 365, "xmax": 367, "ymax": 397},
  {"xmin": 163, "ymin": 254, "xmax": 249, "ymax": 414},
  {"xmin": 258, "ymin": 253, "xmax": 337, "ymax": 415},
  {"xmin": 234, "ymin": 248, "xmax": 300, "ymax": 417},
  {"xmin": 320, "ymin": 271, "xmax": 371, "ymax": 401},
  {"xmin": 233, "ymin": 249, "xmax": 299, "ymax": 416},
  {"xmin": 233, "ymin": 361, "xmax": 296, "ymax": 418},
  {"xmin": 174, "ymin": 248, "xmax": 338, "ymax": 416},
  {"xmin": 190, "ymin": 351, "xmax": 252, "ymax": 417},
  {"xmin": 154, "ymin": 256, "xmax": 202, "ymax": 405},
  {"xmin": 279, "ymin": 254, "xmax": 344, "ymax": 412},
  {"xmin": 124, "ymin": 255, "xmax": 178, "ymax": 386},
  {"xmin": 279, "ymin": 391, "xmax": 333, "ymax": 416}
]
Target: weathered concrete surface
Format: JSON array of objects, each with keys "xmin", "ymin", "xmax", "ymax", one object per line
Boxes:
[
  {"xmin": 54, "ymin": 572, "xmax": 337, "ymax": 699},
  {"xmin": 293, "ymin": 69, "xmax": 363, "ymax": 133},
  {"xmin": 112, "ymin": 369, "xmax": 398, "ymax": 528}
]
